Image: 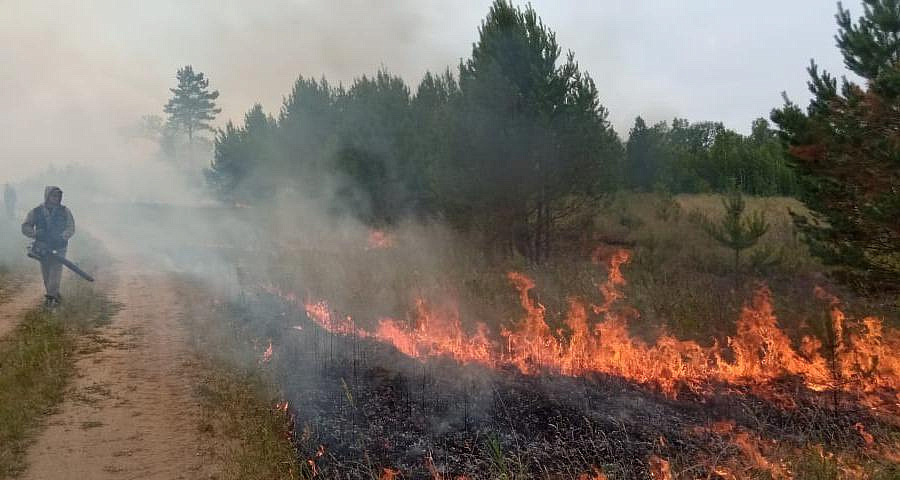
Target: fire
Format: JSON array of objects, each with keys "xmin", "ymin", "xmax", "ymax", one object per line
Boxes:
[
  {"xmin": 732, "ymin": 432, "xmax": 790, "ymax": 479},
  {"xmin": 267, "ymin": 247, "xmax": 899, "ymax": 402},
  {"xmin": 304, "ymin": 444, "xmax": 326, "ymax": 477},
  {"xmin": 304, "ymin": 300, "xmax": 362, "ymax": 336},
  {"xmin": 367, "ymin": 229, "xmax": 394, "ymax": 250},
  {"xmin": 853, "ymin": 422, "xmax": 874, "ymax": 446},
  {"xmin": 379, "ymin": 467, "xmax": 399, "ymax": 480},
  {"xmin": 262, "ymin": 341, "xmax": 273, "ymax": 363},
  {"xmin": 647, "ymin": 454, "xmax": 673, "ymax": 480},
  {"xmin": 374, "ymin": 299, "xmax": 494, "ymax": 366}
]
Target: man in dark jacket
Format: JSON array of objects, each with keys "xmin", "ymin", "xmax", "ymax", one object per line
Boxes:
[{"xmin": 21, "ymin": 186, "xmax": 75, "ymax": 307}]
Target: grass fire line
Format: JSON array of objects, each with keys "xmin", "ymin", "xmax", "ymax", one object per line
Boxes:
[{"xmin": 261, "ymin": 246, "xmax": 899, "ymax": 405}]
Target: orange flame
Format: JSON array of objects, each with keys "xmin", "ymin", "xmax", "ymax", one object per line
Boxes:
[
  {"xmin": 267, "ymin": 248, "xmax": 899, "ymax": 403},
  {"xmin": 648, "ymin": 454, "xmax": 673, "ymax": 480},
  {"xmin": 262, "ymin": 341, "xmax": 273, "ymax": 363},
  {"xmin": 367, "ymin": 229, "xmax": 394, "ymax": 250},
  {"xmin": 379, "ymin": 467, "xmax": 400, "ymax": 480},
  {"xmin": 374, "ymin": 299, "xmax": 494, "ymax": 366},
  {"xmin": 854, "ymin": 422, "xmax": 874, "ymax": 447},
  {"xmin": 732, "ymin": 432, "xmax": 790, "ymax": 479}
]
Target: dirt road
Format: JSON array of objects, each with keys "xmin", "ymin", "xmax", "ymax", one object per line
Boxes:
[{"xmin": 20, "ymin": 265, "xmax": 223, "ymax": 480}]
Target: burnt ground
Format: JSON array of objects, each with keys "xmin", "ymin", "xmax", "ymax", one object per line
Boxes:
[{"xmin": 236, "ymin": 290, "xmax": 899, "ymax": 480}]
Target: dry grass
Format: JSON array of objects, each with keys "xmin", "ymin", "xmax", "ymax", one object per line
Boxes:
[
  {"xmin": 245, "ymin": 193, "xmax": 900, "ymax": 477},
  {"xmin": 176, "ymin": 278, "xmax": 299, "ymax": 480},
  {"xmin": 0, "ymin": 282, "xmax": 115, "ymax": 478},
  {"xmin": 194, "ymin": 365, "xmax": 298, "ymax": 480},
  {"xmin": 187, "ymin": 191, "xmax": 900, "ymax": 478},
  {"xmin": 583, "ymin": 192, "xmax": 833, "ymax": 340},
  {"xmin": 262, "ymin": 192, "xmax": 854, "ymax": 343}
]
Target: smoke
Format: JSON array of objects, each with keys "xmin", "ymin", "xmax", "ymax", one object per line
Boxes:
[{"xmin": 0, "ymin": 0, "xmax": 851, "ymax": 183}]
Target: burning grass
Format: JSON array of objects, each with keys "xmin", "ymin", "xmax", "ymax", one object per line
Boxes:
[
  {"xmin": 242, "ymin": 247, "xmax": 900, "ymax": 477},
  {"xmin": 0, "ymin": 282, "xmax": 115, "ymax": 478},
  {"xmin": 252, "ymin": 292, "xmax": 899, "ymax": 478},
  {"xmin": 220, "ymin": 193, "xmax": 898, "ymax": 478}
]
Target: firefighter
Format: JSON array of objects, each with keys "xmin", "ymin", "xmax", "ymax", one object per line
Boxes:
[{"xmin": 21, "ymin": 186, "xmax": 75, "ymax": 307}]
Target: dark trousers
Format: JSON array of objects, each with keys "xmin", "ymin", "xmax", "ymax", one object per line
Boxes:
[{"xmin": 40, "ymin": 248, "xmax": 66, "ymax": 299}]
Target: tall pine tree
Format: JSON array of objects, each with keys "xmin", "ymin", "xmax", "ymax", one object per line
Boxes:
[
  {"xmin": 771, "ymin": 0, "xmax": 900, "ymax": 292},
  {"xmin": 445, "ymin": 0, "xmax": 619, "ymax": 262},
  {"xmin": 164, "ymin": 65, "xmax": 222, "ymax": 145}
]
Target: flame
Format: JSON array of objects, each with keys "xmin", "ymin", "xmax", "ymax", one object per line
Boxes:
[
  {"xmin": 304, "ymin": 300, "xmax": 363, "ymax": 336},
  {"xmin": 647, "ymin": 454, "xmax": 673, "ymax": 480},
  {"xmin": 732, "ymin": 432, "xmax": 790, "ymax": 479},
  {"xmin": 853, "ymin": 422, "xmax": 874, "ymax": 447},
  {"xmin": 379, "ymin": 467, "xmax": 399, "ymax": 480},
  {"xmin": 374, "ymin": 299, "xmax": 494, "ymax": 366},
  {"xmin": 266, "ymin": 247, "xmax": 899, "ymax": 403},
  {"xmin": 301, "ymin": 444, "xmax": 326, "ymax": 477},
  {"xmin": 367, "ymin": 229, "xmax": 394, "ymax": 250},
  {"xmin": 262, "ymin": 341, "xmax": 273, "ymax": 363}
]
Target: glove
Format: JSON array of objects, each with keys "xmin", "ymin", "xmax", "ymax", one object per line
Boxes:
[{"xmin": 31, "ymin": 241, "xmax": 50, "ymax": 258}]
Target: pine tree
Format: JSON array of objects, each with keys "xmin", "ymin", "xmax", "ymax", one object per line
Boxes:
[
  {"xmin": 771, "ymin": 0, "xmax": 900, "ymax": 292},
  {"xmin": 702, "ymin": 189, "xmax": 770, "ymax": 275},
  {"xmin": 625, "ymin": 117, "xmax": 670, "ymax": 190},
  {"xmin": 164, "ymin": 65, "xmax": 222, "ymax": 145},
  {"xmin": 446, "ymin": 0, "xmax": 619, "ymax": 262},
  {"xmin": 207, "ymin": 104, "xmax": 275, "ymax": 202}
]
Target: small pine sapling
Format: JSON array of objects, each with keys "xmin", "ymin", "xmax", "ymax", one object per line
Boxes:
[{"xmin": 702, "ymin": 189, "xmax": 770, "ymax": 276}]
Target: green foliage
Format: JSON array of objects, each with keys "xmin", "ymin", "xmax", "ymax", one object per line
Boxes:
[
  {"xmin": 164, "ymin": 65, "xmax": 222, "ymax": 143},
  {"xmin": 701, "ymin": 189, "xmax": 770, "ymax": 272},
  {"xmin": 624, "ymin": 116, "xmax": 797, "ymax": 195},
  {"xmin": 771, "ymin": 1, "xmax": 900, "ymax": 292},
  {"xmin": 202, "ymin": 0, "xmax": 795, "ymax": 263},
  {"xmin": 205, "ymin": 0, "xmax": 621, "ymax": 262},
  {"xmin": 207, "ymin": 104, "xmax": 276, "ymax": 202},
  {"xmin": 442, "ymin": 0, "xmax": 621, "ymax": 261},
  {"xmin": 794, "ymin": 448, "xmax": 840, "ymax": 480},
  {"xmin": 625, "ymin": 116, "xmax": 670, "ymax": 190}
]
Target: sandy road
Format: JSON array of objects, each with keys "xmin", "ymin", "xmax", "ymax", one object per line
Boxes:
[{"xmin": 20, "ymin": 263, "xmax": 223, "ymax": 480}]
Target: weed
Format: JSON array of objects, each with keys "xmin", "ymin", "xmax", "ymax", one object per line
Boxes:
[{"xmin": 794, "ymin": 447, "xmax": 840, "ymax": 480}]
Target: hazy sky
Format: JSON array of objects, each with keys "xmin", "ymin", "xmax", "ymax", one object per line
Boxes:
[{"xmin": 1, "ymin": 0, "xmax": 855, "ymax": 181}]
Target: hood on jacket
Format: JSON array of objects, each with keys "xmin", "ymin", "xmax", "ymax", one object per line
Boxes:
[{"xmin": 44, "ymin": 186, "xmax": 62, "ymax": 206}]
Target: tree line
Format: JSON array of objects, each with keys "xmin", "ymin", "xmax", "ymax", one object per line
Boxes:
[{"xmin": 198, "ymin": 1, "xmax": 796, "ymax": 262}]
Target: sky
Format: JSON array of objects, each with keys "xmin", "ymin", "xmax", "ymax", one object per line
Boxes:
[{"xmin": 0, "ymin": 0, "xmax": 856, "ymax": 181}]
